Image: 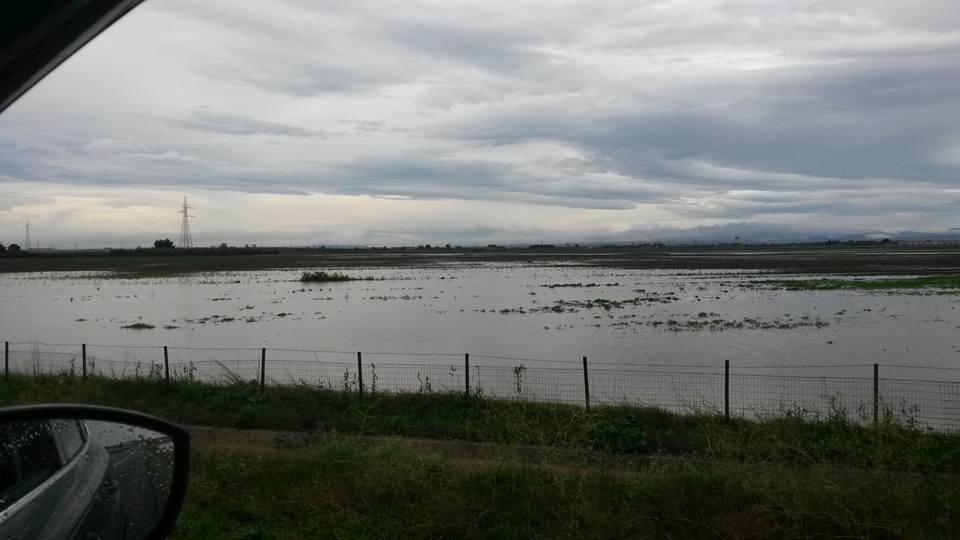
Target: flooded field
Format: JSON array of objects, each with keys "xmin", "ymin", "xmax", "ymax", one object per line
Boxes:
[
  {"xmin": 3, "ymin": 262, "xmax": 959, "ymax": 427},
  {"xmin": 1, "ymin": 263, "xmax": 958, "ymax": 375}
]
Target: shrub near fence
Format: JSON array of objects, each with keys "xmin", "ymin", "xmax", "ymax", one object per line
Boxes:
[{"xmin": 3, "ymin": 340, "xmax": 959, "ymax": 431}]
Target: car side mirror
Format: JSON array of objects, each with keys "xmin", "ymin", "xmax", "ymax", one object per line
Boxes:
[{"xmin": 0, "ymin": 405, "xmax": 189, "ymax": 540}]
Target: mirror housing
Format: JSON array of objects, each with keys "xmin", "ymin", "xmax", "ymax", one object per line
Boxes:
[{"xmin": 0, "ymin": 404, "xmax": 189, "ymax": 539}]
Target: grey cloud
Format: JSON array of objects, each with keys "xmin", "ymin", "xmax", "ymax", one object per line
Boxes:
[
  {"xmin": 174, "ymin": 110, "xmax": 330, "ymax": 138},
  {"xmin": 0, "ymin": 189, "xmax": 53, "ymax": 211},
  {"xmin": 431, "ymin": 53, "xmax": 960, "ymax": 190},
  {"xmin": 198, "ymin": 53, "xmax": 404, "ymax": 96},
  {"xmin": 3, "ymin": 0, "xmax": 960, "ymax": 237},
  {"xmin": 338, "ymin": 119, "xmax": 408, "ymax": 134},
  {"xmin": 322, "ymin": 154, "xmax": 665, "ymax": 209},
  {"xmin": 155, "ymin": 0, "xmax": 328, "ymax": 43},
  {"xmin": 381, "ymin": 19, "xmax": 552, "ymax": 72},
  {"xmin": 0, "ymin": 145, "xmax": 40, "ymax": 181}
]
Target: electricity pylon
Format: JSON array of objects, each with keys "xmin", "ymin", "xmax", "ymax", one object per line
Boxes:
[{"xmin": 178, "ymin": 197, "xmax": 195, "ymax": 248}]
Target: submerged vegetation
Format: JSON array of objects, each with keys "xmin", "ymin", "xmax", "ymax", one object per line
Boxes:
[
  {"xmin": 644, "ymin": 314, "xmax": 829, "ymax": 331},
  {"xmin": 299, "ymin": 270, "xmax": 355, "ymax": 282},
  {"xmin": 774, "ymin": 275, "xmax": 960, "ymax": 291},
  {"xmin": 120, "ymin": 322, "xmax": 155, "ymax": 329},
  {"xmin": 553, "ymin": 293, "xmax": 679, "ymax": 310}
]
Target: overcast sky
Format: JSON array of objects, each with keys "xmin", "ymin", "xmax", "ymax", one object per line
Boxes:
[{"xmin": 1, "ymin": 0, "xmax": 959, "ymax": 247}]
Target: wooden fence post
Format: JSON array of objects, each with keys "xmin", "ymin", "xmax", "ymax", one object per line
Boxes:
[
  {"xmin": 260, "ymin": 347, "xmax": 266, "ymax": 394},
  {"xmin": 164, "ymin": 346, "xmax": 170, "ymax": 388},
  {"xmin": 873, "ymin": 363, "xmax": 879, "ymax": 426},
  {"xmin": 724, "ymin": 359, "xmax": 730, "ymax": 420},
  {"xmin": 357, "ymin": 352, "xmax": 364, "ymax": 396},
  {"xmin": 465, "ymin": 353, "xmax": 470, "ymax": 397},
  {"xmin": 82, "ymin": 344, "xmax": 87, "ymax": 378},
  {"xmin": 583, "ymin": 356, "xmax": 590, "ymax": 410}
]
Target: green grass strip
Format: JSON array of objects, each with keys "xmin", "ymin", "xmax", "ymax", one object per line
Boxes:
[
  {"xmin": 175, "ymin": 438, "xmax": 960, "ymax": 539},
  {"xmin": 2, "ymin": 374, "xmax": 958, "ymax": 474}
]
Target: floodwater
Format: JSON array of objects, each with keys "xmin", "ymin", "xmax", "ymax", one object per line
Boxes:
[
  {"xmin": 3, "ymin": 263, "xmax": 959, "ymax": 426},
  {"xmin": 1, "ymin": 264, "xmax": 958, "ymax": 372}
]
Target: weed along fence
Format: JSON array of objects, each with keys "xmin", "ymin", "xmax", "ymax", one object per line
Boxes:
[{"xmin": 3, "ymin": 340, "xmax": 959, "ymax": 432}]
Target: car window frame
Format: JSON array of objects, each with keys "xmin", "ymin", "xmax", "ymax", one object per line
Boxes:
[
  {"xmin": 49, "ymin": 419, "xmax": 88, "ymax": 464},
  {"xmin": 0, "ymin": 420, "xmax": 71, "ymax": 513}
]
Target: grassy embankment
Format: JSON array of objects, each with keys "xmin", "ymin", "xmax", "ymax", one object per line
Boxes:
[
  {"xmin": 2, "ymin": 374, "xmax": 959, "ymax": 537},
  {"xmin": 775, "ymin": 275, "xmax": 960, "ymax": 291}
]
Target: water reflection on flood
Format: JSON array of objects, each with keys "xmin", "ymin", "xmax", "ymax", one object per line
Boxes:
[{"xmin": 1, "ymin": 263, "xmax": 958, "ymax": 379}]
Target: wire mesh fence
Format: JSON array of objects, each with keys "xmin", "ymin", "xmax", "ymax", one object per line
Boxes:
[{"xmin": 3, "ymin": 340, "xmax": 959, "ymax": 432}]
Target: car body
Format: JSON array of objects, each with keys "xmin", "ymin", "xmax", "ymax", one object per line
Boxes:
[{"xmin": 0, "ymin": 419, "xmax": 111, "ymax": 538}]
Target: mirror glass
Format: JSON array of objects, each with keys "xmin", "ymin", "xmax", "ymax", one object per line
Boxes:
[{"xmin": 0, "ymin": 418, "xmax": 175, "ymax": 539}]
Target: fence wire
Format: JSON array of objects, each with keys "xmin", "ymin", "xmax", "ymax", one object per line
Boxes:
[{"xmin": 2, "ymin": 341, "xmax": 958, "ymax": 432}]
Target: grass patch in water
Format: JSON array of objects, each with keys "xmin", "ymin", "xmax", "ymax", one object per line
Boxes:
[
  {"xmin": 299, "ymin": 271, "xmax": 355, "ymax": 282},
  {"xmin": 776, "ymin": 275, "xmax": 960, "ymax": 291},
  {"xmin": 120, "ymin": 322, "xmax": 155, "ymax": 329}
]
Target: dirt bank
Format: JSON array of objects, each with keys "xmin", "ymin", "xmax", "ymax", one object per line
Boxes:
[{"xmin": 3, "ymin": 244, "xmax": 960, "ymax": 276}]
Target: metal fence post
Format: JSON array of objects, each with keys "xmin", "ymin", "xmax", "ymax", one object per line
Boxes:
[
  {"xmin": 4, "ymin": 341, "xmax": 8, "ymax": 380},
  {"xmin": 163, "ymin": 346, "xmax": 170, "ymax": 388},
  {"xmin": 583, "ymin": 356, "xmax": 590, "ymax": 410},
  {"xmin": 357, "ymin": 352, "xmax": 364, "ymax": 396},
  {"xmin": 873, "ymin": 363, "xmax": 879, "ymax": 426},
  {"xmin": 260, "ymin": 347, "xmax": 266, "ymax": 394},
  {"xmin": 465, "ymin": 353, "xmax": 470, "ymax": 397},
  {"xmin": 82, "ymin": 344, "xmax": 87, "ymax": 379},
  {"xmin": 724, "ymin": 359, "xmax": 730, "ymax": 420}
]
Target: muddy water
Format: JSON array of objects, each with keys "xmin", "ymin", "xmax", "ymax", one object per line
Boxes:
[
  {"xmin": 4, "ymin": 263, "xmax": 960, "ymax": 427},
  {"xmin": 1, "ymin": 264, "xmax": 957, "ymax": 375}
]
